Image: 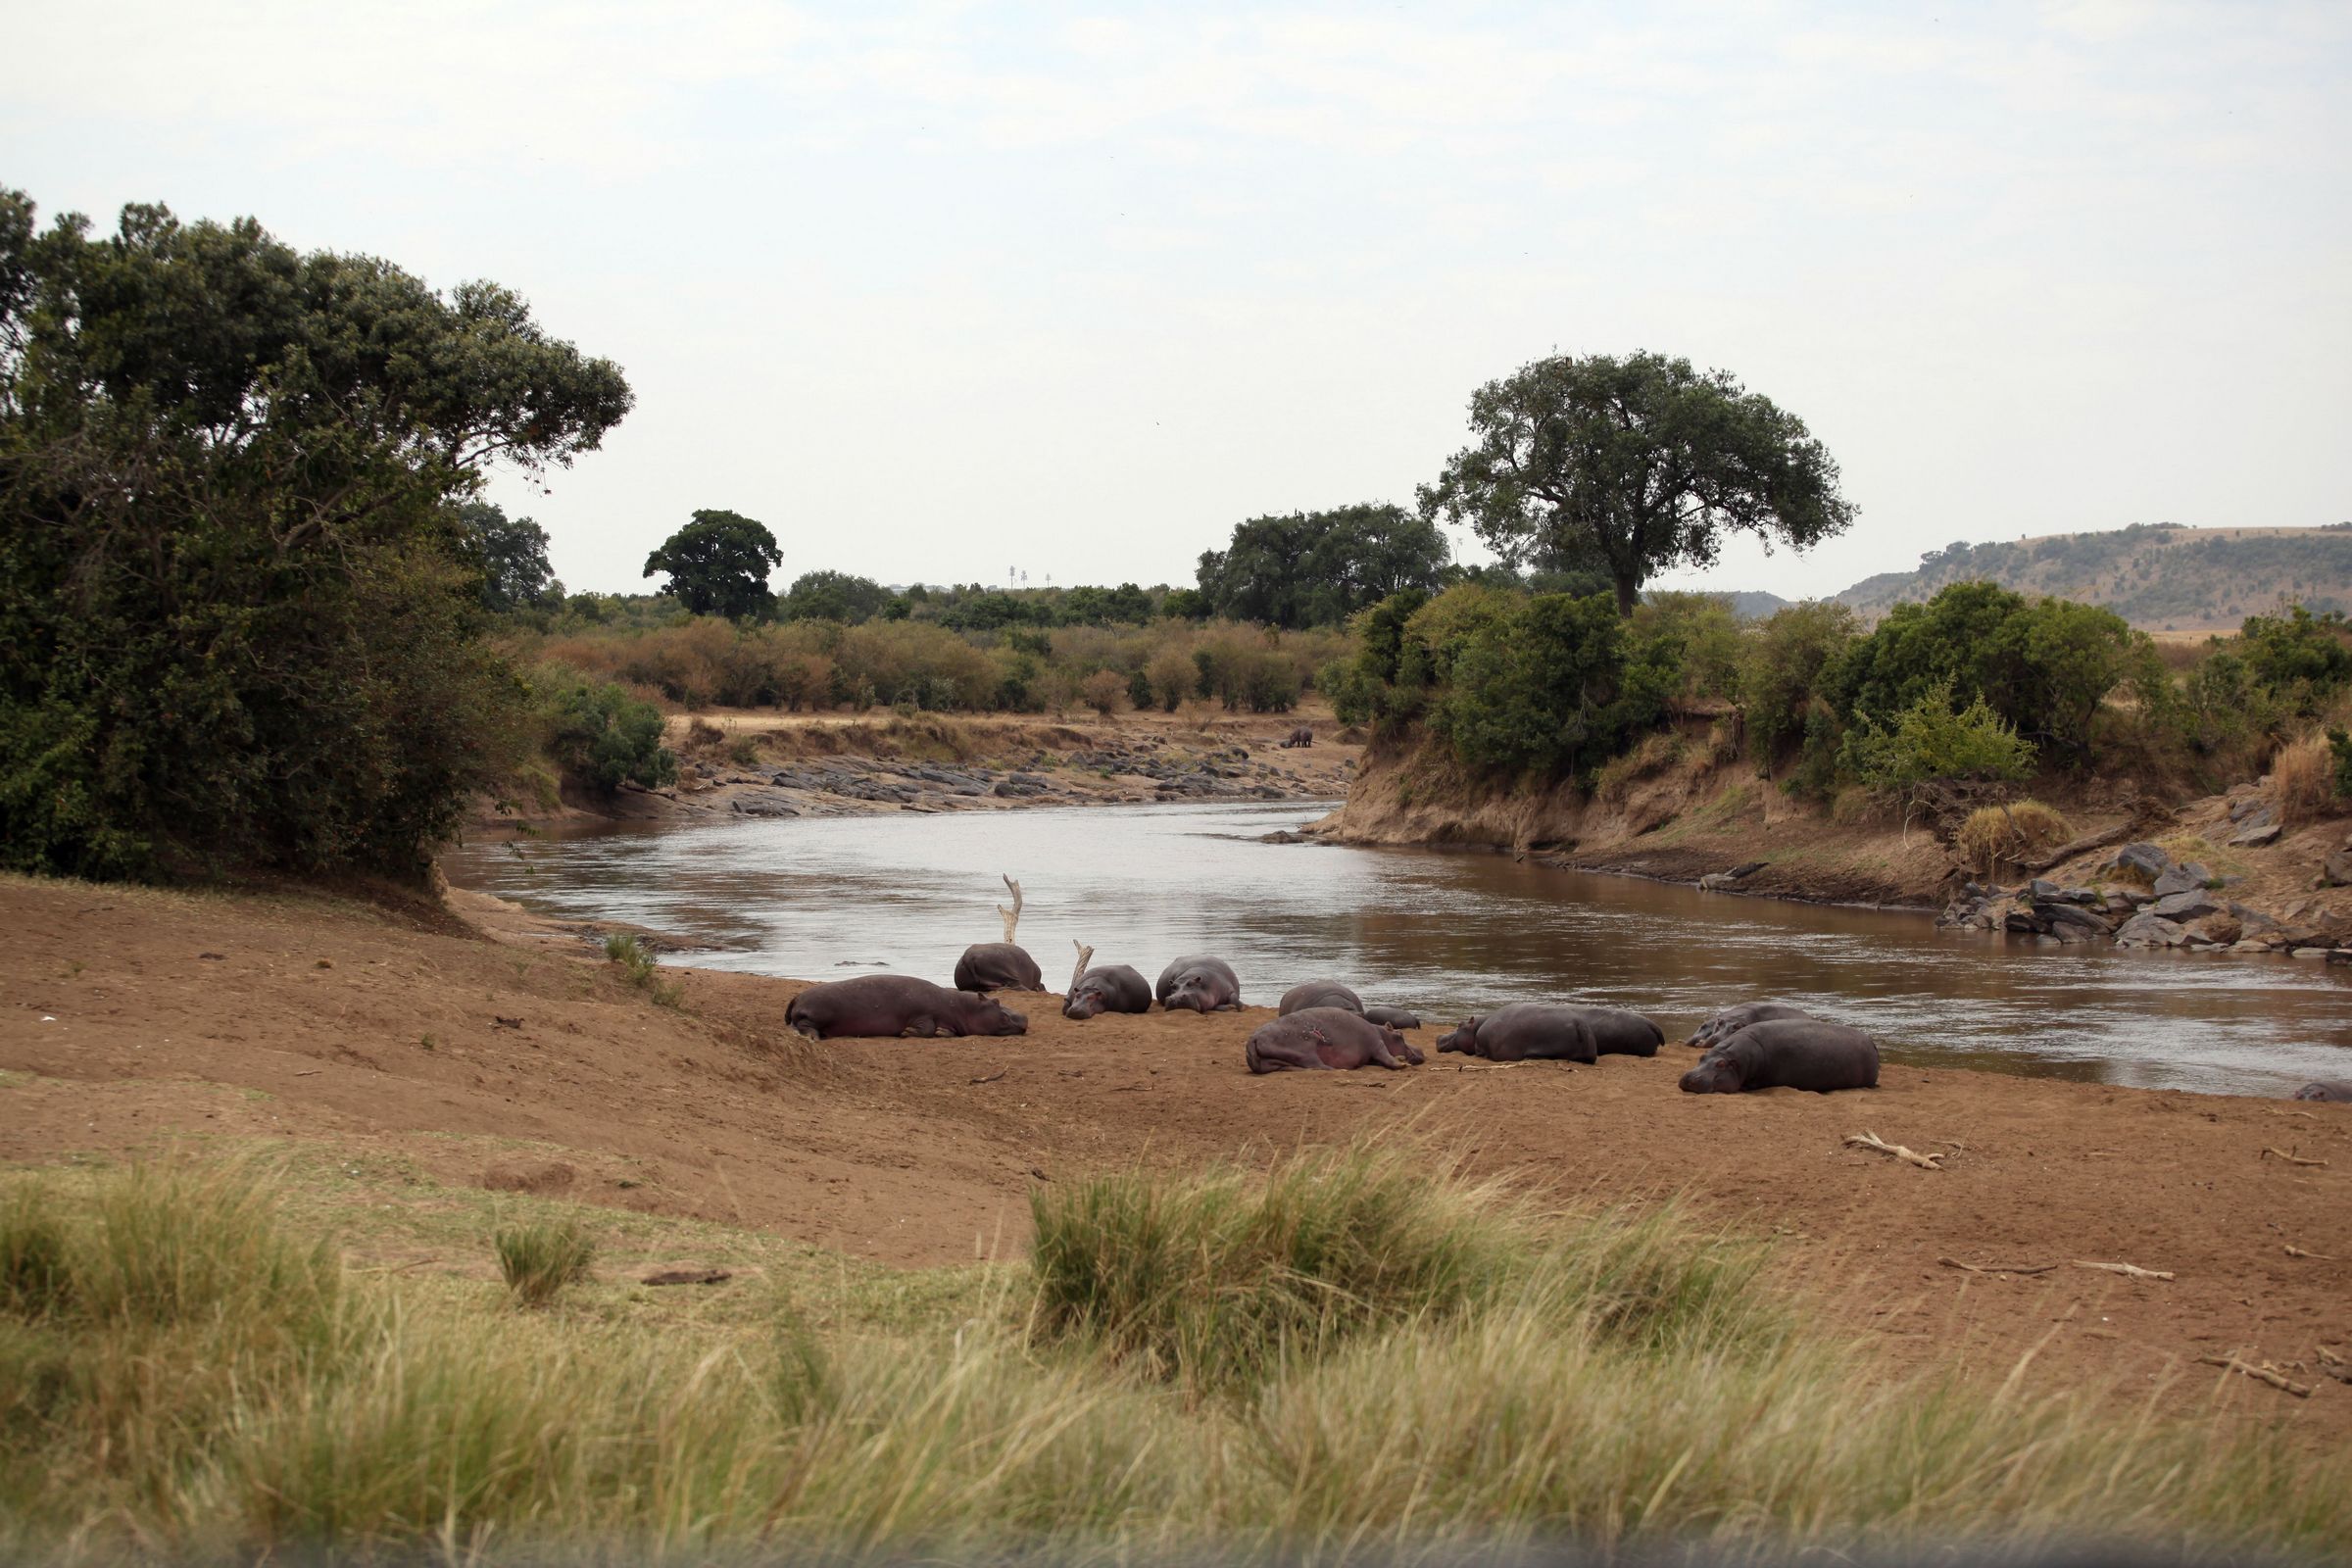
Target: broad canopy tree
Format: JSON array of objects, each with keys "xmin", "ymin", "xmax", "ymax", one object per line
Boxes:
[
  {"xmin": 1196, "ymin": 502, "xmax": 1449, "ymax": 628},
  {"xmin": 643, "ymin": 510, "xmax": 782, "ymax": 619},
  {"xmin": 0, "ymin": 187, "xmax": 631, "ymax": 880},
  {"xmin": 461, "ymin": 502, "xmax": 561, "ymax": 612},
  {"xmin": 1420, "ymin": 352, "xmax": 1855, "ymax": 616}
]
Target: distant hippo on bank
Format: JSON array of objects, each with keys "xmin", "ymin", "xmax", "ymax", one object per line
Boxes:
[
  {"xmin": 1278, "ymin": 980, "xmax": 1363, "ymax": 1016},
  {"xmin": 1685, "ymin": 1001, "xmax": 1815, "ymax": 1049},
  {"xmin": 1246, "ymin": 1007, "xmax": 1424, "ymax": 1073},
  {"xmin": 1363, "ymin": 1004, "xmax": 1422, "ymax": 1030},
  {"xmin": 1679, "ymin": 1019, "xmax": 1879, "ymax": 1095},
  {"xmin": 1281, "ymin": 725, "xmax": 1313, "ymax": 748},
  {"xmin": 1156, "ymin": 955, "xmax": 1243, "ymax": 1013},
  {"xmin": 953, "ymin": 942, "xmax": 1043, "ymax": 994},
  {"xmin": 1437, "ymin": 1003, "xmax": 1663, "ymax": 1063},
  {"xmin": 1062, "ymin": 963, "xmax": 1152, "ymax": 1020},
  {"xmin": 2292, "ymin": 1079, "xmax": 2352, "ymax": 1102},
  {"xmin": 787, "ymin": 975, "xmax": 1027, "ymax": 1041}
]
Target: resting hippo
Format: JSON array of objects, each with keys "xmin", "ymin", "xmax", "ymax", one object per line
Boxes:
[
  {"xmin": 1246, "ymin": 1007, "xmax": 1424, "ymax": 1073},
  {"xmin": 953, "ymin": 942, "xmax": 1043, "ymax": 994},
  {"xmin": 1062, "ymin": 963, "xmax": 1152, "ymax": 1020},
  {"xmin": 1278, "ymin": 980, "xmax": 1363, "ymax": 1016},
  {"xmin": 1363, "ymin": 1004, "xmax": 1421, "ymax": 1030},
  {"xmin": 1686, "ymin": 1001, "xmax": 1814, "ymax": 1049},
  {"xmin": 1680, "ymin": 1019, "xmax": 1879, "ymax": 1094},
  {"xmin": 1437, "ymin": 1003, "xmax": 1663, "ymax": 1062},
  {"xmin": 2292, "ymin": 1079, "xmax": 2352, "ymax": 1102},
  {"xmin": 1281, "ymin": 725, "xmax": 1313, "ymax": 748},
  {"xmin": 1156, "ymin": 955, "xmax": 1243, "ymax": 1013},
  {"xmin": 787, "ymin": 975, "xmax": 1027, "ymax": 1041}
]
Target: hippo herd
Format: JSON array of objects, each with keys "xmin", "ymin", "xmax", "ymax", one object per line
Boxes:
[{"xmin": 779, "ymin": 941, "xmax": 1924, "ymax": 1098}]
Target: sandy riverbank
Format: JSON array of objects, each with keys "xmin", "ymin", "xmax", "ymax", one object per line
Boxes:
[{"xmin": 4, "ymin": 870, "xmax": 2347, "ymax": 1446}]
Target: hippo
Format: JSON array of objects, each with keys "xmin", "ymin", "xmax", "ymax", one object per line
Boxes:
[
  {"xmin": 1363, "ymin": 1004, "xmax": 1422, "ymax": 1030},
  {"xmin": 2292, "ymin": 1079, "xmax": 2352, "ymax": 1102},
  {"xmin": 1246, "ymin": 1007, "xmax": 1424, "ymax": 1073},
  {"xmin": 1679, "ymin": 1019, "xmax": 1879, "ymax": 1094},
  {"xmin": 1281, "ymin": 725, "xmax": 1313, "ymax": 749},
  {"xmin": 1278, "ymin": 980, "xmax": 1363, "ymax": 1016},
  {"xmin": 1156, "ymin": 955, "xmax": 1243, "ymax": 1013},
  {"xmin": 1436, "ymin": 1003, "xmax": 1663, "ymax": 1063},
  {"xmin": 1685, "ymin": 1001, "xmax": 1815, "ymax": 1049},
  {"xmin": 953, "ymin": 942, "xmax": 1043, "ymax": 994},
  {"xmin": 1062, "ymin": 963, "xmax": 1152, "ymax": 1020},
  {"xmin": 787, "ymin": 975, "xmax": 1027, "ymax": 1041}
]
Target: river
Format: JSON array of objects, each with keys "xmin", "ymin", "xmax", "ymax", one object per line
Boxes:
[{"xmin": 443, "ymin": 800, "xmax": 2352, "ymax": 1098}]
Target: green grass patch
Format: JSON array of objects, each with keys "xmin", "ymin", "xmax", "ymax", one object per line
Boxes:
[
  {"xmin": 493, "ymin": 1217, "xmax": 596, "ymax": 1306},
  {"xmin": 0, "ymin": 1146, "xmax": 2344, "ymax": 1561}
]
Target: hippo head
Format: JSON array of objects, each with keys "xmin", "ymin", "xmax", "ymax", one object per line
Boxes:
[
  {"xmin": 1061, "ymin": 986, "xmax": 1106, "ymax": 1021},
  {"xmin": 1677, "ymin": 1054, "xmax": 1741, "ymax": 1094},
  {"xmin": 1380, "ymin": 1025, "xmax": 1425, "ymax": 1066},
  {"xmin": 1163, "ymin": 982, "xmax": 1213, "ymax": 1014},
  {"xmin": 968, "ymin": 997, "xmax": 1029, "ymax": 1036},
  {"xmin": 1435, "ymin": 1019, "xmax": 1480, "ymax": 1054}
]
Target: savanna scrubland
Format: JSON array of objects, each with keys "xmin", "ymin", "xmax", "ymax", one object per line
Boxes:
[{"xmin": 8, "ymin": 184, "xmax": 2352, "ymax": 1563}]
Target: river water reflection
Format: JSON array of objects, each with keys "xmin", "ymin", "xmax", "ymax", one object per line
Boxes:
[{"xmin": 443, "ymin": 800, "xmax": 2352, "ymax": 1098}]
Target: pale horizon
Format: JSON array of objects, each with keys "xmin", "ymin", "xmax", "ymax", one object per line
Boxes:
[{"xmin": 8, "ymin": 1, "xmax": 2347, "ymax": 601}]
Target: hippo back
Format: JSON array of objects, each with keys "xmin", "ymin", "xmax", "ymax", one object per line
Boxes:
[
  {"xmin": 1363, "ymin": 1004, "xmax": 1421, "ymax": 1030},
  {"xmin": 954, "ymin": 942, "xmax": 1043, "ymax": 994},
  {"xmin": 1278, "ymin": 980, "xmax": 1364, "ymax": 1016},
  {"xmin": 2293, "ymin": 1079, "xmax": 2352, "ymax": 1102}
]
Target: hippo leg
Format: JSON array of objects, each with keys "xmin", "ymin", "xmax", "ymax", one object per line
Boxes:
[{"xmin": 897, "ymin": 1013, "xmax": 940, "ymax": 1038}]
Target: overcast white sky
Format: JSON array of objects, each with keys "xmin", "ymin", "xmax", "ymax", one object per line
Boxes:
[{"xmin": 8, "ymin": 2, "xmax": 2348, "ymax": 598}]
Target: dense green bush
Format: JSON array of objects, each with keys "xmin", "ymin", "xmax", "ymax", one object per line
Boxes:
[
  {"xmin": 1838, "ymin": 682, "xmax": 2034, "ymax": 793},
  {"xmin": 1434, "ymin": 592, "xmax": 1667, "ymax": 776},
  {"xmin": 2236, "ymin": 606, "xmax": 2352, "ymax": 712},
  {"xmin": 0, "ymin": 189, "xmax": 627, "ymax": 881},
  {"xmin": 534, "ymin": 669, "xmax": 676, "ymax": 793},
  {"xmin": 1737, "ymin": 601, "xmax": 1860, "ymax": 760}
]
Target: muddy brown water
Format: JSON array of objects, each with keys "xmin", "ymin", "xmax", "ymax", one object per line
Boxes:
[{"xmin": 444, "ymin": 800, "xmax": 2352, "ymax": 1097}]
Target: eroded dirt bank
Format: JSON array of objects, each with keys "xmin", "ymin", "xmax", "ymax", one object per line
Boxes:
[
  {"xmin": 1314, "ymin": 735, "xmax": 2352, "ymax": 953},
  {"xmin": 479, "ymin": 706, "xmax": 1362, "ymax": 836},
  {"xmin": 4, "ymin": 872, "xmax": 2348, "ymax": 1444}
]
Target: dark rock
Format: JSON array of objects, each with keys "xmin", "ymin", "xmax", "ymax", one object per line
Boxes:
[
  {"xmin": 2152, "ymin": 862, "xmax": 2210, "ymax": 898},
  {"xmin": 2227, "ymin": 821, "xmax": 2281, "ymax": 849},
  {"xmin": 2043, "ymin": 903, "xmax": 2114, "ymax": 935},
  {"xmin": 2319, "ymin": 851, "xmax": 2352, "ymax": 889},
  {"xmin": 2152, "ymin": 889, "xmax": 2223, "ymax": 921},
  {"xmin": 2029, "ymin": 878, "xmax": 2063, "ymax": 901},
  {"xmin": 2114, "ymin": 913, "xmax": 2185, "ymax": 948},
  {"xmin": 2003, "ymin": 909, "xmax": 2048, "ymax": 935},
  {"xmin": 730, "ymin": 797, "xmax": 800, "ymax": 817},
  {"xmin": 2116, "ymin": 842, "xmax": 2170, "ymax": 879}
]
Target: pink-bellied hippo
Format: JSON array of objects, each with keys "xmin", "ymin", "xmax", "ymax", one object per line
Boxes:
[
  {"xmin": 1245, "ymin": 1006, "xmax": 1424, "ymax": 1073},
  {"xmin": 786, "ymin": 975, "xmax": 1027, "ymax": 1041}
]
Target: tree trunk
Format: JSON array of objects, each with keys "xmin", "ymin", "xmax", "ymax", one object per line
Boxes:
[{"xmin": 1613, "ymin": 574, "xmax": 1639, "ymax": 616}]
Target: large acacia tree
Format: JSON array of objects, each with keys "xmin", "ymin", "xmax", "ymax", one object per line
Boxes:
[
  {"xmin": 644, "ymin": 509, "xmax": 782, "ymax": 618},
  {"xmin": 1420, "ymin": 352, "xmax": 1854, "ymax": 616},
  {"xmin": 0, "ymin": 190, "xmax": 630, "ymax": 879}
]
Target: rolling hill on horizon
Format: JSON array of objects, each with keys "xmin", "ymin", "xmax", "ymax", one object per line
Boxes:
[{"xmin": 1722, "ymin": 523, "xmax": 2352, "ymax": 630}]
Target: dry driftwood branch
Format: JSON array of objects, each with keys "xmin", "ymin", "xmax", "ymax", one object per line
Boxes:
[
  {"xmin": 1844, "ymin": 1132, "xmax": 1944, "ymax": 1170},
  {"xmin": 997, "ymin": 874, "xmax": 1023, "ymax": 944},
  {"xmin": 642, "ymin": 1268, "xmax": 731, "ymax": 1288},
  {"xmin": 2282, "ymin": 1245, "xmax": 2336, "ymax": 1260},
  {"xmin": 2198, "ymin": 1354, "xmax": 2314, "ymax": 1398},
  {"xmin": 968, "ymin": 1068, "xmax": 1007, "ymax": 1086},
  {"xmin": 2023, "ymin": 819, "xmax": 2140, "ymax": 873},
  {"xmin": 1938, "ymin": 1256, "xmax": 2059, "ymax": 1276},
  {"xmin": 2316, "ymin": 1347, "xmax": 2352, "ymax": 1386},
  {"xmin": 2074, "ymin": 1259, "xmax": 2175, "ymax": 1281},
  {"xmin": 1068, "ymin": 940, "xmax": 1094, "ymax": 996},
  {"xmin": 2260, "ymin": 1147, "xmax": 2328, "ymax": 1168}
]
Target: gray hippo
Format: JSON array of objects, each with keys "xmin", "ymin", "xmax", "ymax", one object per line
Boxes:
[
  {"xmin": 2292, "ymin": 1079, "xmax": 2352, "ymax": 1102},
  {"xmin": 1363, "ymin": 1004, "xmax": 1421, "ymax": 1030},
  {"xmin": 953, "ymin": 942, "xmax": 1043, "ymax": 994},
  {"xmin": 1062, "ymin": 963, "xmax": 1152, "ymax": 1020},
  {"xmin": 1281, "ymin": 725, "xmax": 1313, "ymax": 748},
  {"xmin": 1437, "ymin": 1003, "xmax": 1662, "ymax": 1063},
  {"xmin": 1246, "ymin": 1007, "xmax": 1423, "ymax": 1073},
  {"xmin": 1156, "ymin": 955, "xmax": 1243, "ymax": 1013},
  {"xmin": 1679, "ymin": 1019, "xmax": 1879, "ymax": 1094},
  {"xmin": 1278, "ymin": 980, "xmax": 1363, "ymax": 1016},
  {"xmin": 787, "ymin": 975, "xmax": 1027, "ymax": 1041},
  {"xmin": 1686, "ymin": 1001, "xmax": 1815, "ymax": 1049}
]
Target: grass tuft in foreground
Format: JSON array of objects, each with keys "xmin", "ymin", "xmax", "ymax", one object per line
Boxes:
[
  {"xmin": 493, "ymin": 1217, "xmax": 597, "ymax": 1306},
  {"xmin": 0, "ymin": 1148, "xmax": 2345, "ymax": 1563}
]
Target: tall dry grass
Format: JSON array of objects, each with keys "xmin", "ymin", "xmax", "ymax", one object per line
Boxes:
[
  {"xmin": 2272, "ymin": 730, "xmax": 2339, "ymax": 827},
  {"xmin": 1953, "ymin": 800, "xmax": 2075, "ymax": 878},
  {"xmin": 1, "ymin": 1150, "xmax": 2346, "ymax": 1562}
]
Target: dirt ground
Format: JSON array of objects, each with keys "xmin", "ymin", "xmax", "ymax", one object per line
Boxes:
[{"xmin": 4, "ymin": 871, "xmax": 2348, "ymax": 1444}]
